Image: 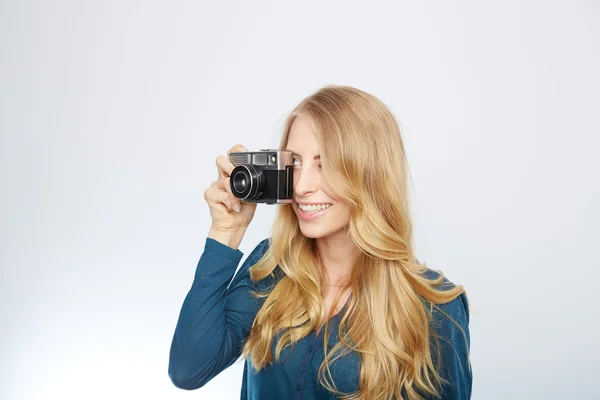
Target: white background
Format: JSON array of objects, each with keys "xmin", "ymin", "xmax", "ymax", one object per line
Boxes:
[{"xmin": 1, "ymin": 1, "xmax": 599, "ymax": 399}]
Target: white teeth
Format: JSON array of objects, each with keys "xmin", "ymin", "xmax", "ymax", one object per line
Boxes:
[{"xmin": 299, "ymin": 203, "xmax": 332, "ymax": 212}]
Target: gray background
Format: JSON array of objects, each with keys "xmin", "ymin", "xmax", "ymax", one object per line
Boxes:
[{"xmin": 1, "ymin": 1, "xmax": 599, "ymax": 399}]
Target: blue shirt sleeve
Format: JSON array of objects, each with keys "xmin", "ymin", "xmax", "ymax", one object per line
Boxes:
[
  {"xmin": 430, "ymin": 292, "xmax": 472, "ymax": 399},
  {"xmin": 168, "ymin": 237, "xmax": 270, "ymax": 390}
]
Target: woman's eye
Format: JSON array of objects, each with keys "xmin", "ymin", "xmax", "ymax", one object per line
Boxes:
[{"xmin": 292, "ymin": 159, "xmax": 321, "ymax": 168}]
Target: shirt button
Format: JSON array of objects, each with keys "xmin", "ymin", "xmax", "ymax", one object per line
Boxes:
[
  {"xmin": 301, "ymin": 365, "xmax": 307, "ymax": 372},
  {"xmin": 308, "ymin": 345, "xmax": 313, "ymax": 353},
  {"xmin": 296, "ymin": 383, "xmax": 302, "ymax": 391}
]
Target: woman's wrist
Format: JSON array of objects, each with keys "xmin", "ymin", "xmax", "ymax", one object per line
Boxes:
[{"xmin": 207, "ymin": 226, "xmax": 246, "ymax": 250}]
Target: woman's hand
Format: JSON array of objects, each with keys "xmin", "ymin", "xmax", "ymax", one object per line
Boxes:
[{"xmin": 204, "ymin": 144, "xmax": 258, "ymax": 238}]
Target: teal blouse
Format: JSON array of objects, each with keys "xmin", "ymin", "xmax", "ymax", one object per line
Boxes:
[{"xmin": 169, "ymin": 237, "xmax": 472, "ymax": 399}]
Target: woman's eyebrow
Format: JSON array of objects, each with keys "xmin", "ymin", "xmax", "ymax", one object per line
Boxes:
[{"xmin": 287, "ymin": 150, "xmax": 320, "ymax": 160}]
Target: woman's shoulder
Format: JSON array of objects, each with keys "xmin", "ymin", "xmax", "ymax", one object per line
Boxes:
[
  {"xmin": 245, "ymin": 237, "xmax": 271, "ymax": 263},
  {"xmin": 421, "ymin": 268, "xmax": 455, "ymax": 289},
  {"xmin": 244, "ymin": 237, "xmax": 285, "ymax": 286},
  {"xmin": 420, "ymin": 267, "xmax": 470, "ymax": 325}
]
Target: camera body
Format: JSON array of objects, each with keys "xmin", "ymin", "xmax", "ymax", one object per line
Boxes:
[{"xmin": 228, "ymin": 149, "xmax": 294, "ymax": 204}]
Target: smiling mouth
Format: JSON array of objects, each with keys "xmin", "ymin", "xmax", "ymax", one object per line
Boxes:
[
  {"xmin": 295, "ymin": 202, "xmax": 334, "ymax": 221},
  {"xmin": 295, "ymin": 202, "xmax": 333, "ymax": 212}
]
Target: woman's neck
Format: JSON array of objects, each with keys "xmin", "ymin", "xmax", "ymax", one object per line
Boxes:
[{"xmin": 316, "ymin": 230, "xmax": 359, "ymax": 287}]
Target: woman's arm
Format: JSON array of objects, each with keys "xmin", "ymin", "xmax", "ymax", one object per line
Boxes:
[{"xmin": 168, "ymin": 237, "xmax": 270, "ymax": 390}]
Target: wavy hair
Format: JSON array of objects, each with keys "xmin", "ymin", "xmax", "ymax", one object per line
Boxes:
[{"xmin": 241, "ymin": 85, "xmax": 468, "ymax": 399}]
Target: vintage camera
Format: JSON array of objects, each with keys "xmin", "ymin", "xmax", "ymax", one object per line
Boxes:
[{"xmin": 228, "ymin": 149, "xmax": 294, "ymax": 204}]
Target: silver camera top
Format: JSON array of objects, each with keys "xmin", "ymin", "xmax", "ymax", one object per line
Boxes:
[{"xmin": 229, "ymin": 149, "xmax": 293, "ymax": 170}]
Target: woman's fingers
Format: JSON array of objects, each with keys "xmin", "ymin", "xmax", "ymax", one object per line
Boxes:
[
  {"xmin": 227, "ymin": 144, "xmax": 249, "ymax": 157},
  {"xmin": 223, "ymin": 177, "xmax": 239, "ymax": 212},
  {"xmin": 210, "ymin": 144, "xmax": 249, "ymax": 213},
  {"xmin": 204, "ymin": 184, "xmax": 233, "ymax": 211},
  {"xmin": 216, "ymin": 155, "xmax": 234, "ymax": 179},
  {"xmin": 218, "ymin": 144, "xmax": 249, "ymax": 179}
]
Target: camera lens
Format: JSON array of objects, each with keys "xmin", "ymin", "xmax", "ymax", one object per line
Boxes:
[
  {"xmin": 232, "ymin": 173, "xmax": 247, "ymax": 192},
  {"xmin": 230, "ymin": 165, "xmax": 264, "ymax": 200}
]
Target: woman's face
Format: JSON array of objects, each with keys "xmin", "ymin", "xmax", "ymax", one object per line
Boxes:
[{"xmin": 286, "ymin": 114, "xmax": 352, "ymax": 239}]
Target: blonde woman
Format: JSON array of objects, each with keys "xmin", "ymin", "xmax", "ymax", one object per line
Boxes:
[{"xmin": 169, "ymin": 85, "xmax": 472, "ymax": 399}]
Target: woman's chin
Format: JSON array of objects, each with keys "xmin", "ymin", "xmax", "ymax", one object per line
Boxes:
[{"xmin": 298, "ymin": 223, "xmax": 331, "ymax": 239}]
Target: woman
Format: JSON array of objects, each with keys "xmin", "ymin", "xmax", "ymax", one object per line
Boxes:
[{"xmin": 169, "ymin": 85, "xmax": 472, "ymax": 399}]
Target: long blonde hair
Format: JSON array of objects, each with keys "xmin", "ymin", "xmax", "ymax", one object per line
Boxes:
[{"xmin": 241, "ymin": 85, "xmax": 468, "ymax": 399}]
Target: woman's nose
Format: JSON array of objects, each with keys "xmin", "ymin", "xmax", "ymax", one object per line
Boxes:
[{"xmin": 294, "ymin": 165, "xmax": 319, "ymax": 196}]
